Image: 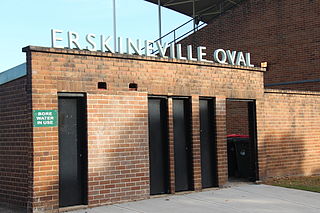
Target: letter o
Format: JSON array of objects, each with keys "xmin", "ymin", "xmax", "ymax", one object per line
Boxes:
[{"xmin": 213, "ymin": 49, "xmax": 227, "ymax": 64}]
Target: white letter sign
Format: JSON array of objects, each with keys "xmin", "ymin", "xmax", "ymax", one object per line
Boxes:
[
  {"xmin": 68, "ymin": 31, "xmax": 81, "ymax": 49},
  {"xmin": 213, "ymin": 49, "xmax": 227, "ymax": 64},
  {"xmin": 50, "ymin": 29, "xmax": 255, "ymax": 68},
  {"xmin": 100, "ymin": 35, "xmax": 114, "ymax": 53},
  {"xmin": 51, "ymin": 29, "xmax": 63, "ymax": 48},
  {"xmin": 86, "ymin": 34, "xmax": 96, "ymax": 51}
]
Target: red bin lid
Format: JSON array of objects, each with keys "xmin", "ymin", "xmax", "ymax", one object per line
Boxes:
[{"xmin": 227, "ymin": 134, "xmax": 249, "ymax": 138}]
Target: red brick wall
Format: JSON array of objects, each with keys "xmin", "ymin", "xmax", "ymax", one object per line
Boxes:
[
  {"xmin": 87, "ymin": 92, "xmax": 149, "ymax": 206},
  {"xmin": 24, "ymin": 46, "xmax": 265, "ymax": 212},
  {"xmin": 191, "ymin": 96, "xmax": 201, "ymax": 191},
  {"xmin": 179, "ymin": 0, "xmax": 320, "ymax": 91},
  {"xmin": 0, "ymin": 76, "xmax": 32, "ymax": 211},
  {"xmin": 258, "ymin": 89, "xmax": 320, "ymax": 179},
  {"xmin": 226, "ymin": 101, "xmax": 249, "ymax": 136},
  {"xmin": 215, "ymin": 97, "xmax": 228, "ymax": 185}
]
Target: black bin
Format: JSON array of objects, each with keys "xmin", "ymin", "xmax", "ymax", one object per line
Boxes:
[
  {"xmin": 227, "ymin": 137, "xmax": 237, "ymax": 177},
  {"xmin": 227, "ymin": 135, "xmax": 251, "ymax": 178}
]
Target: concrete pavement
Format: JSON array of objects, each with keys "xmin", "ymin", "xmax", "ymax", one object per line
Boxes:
[{"xmin": 68, "ymin": 183, "xmax": 320, "ymax": 213}]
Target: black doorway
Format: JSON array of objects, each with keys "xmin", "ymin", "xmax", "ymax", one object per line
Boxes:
[
  {"xmin": 173, "ymin": 98, "xmax": 193, "ymax": 192},
  {"xmin": 200, "ymin": 98, "xmax": 217, "ymax": 188},
  {"xmin": 226, "ymin": 99, "xmax": 258, "ymax": 182},
  {"xmin": 58, "ymin": 94, "xmax": 87, "ymax": 207},
  {"xmin": 148, "ymin": 97, "xmax": 169, "ymax": 195}
]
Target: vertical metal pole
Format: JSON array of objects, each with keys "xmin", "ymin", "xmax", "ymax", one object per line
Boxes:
[
  {"xmin": 193, "ymin": 0, "xmax": 196, "ymax": 32},
  {"xmin": 158, "ymin": 0, "xmax": 162, "ymax": 44},
  {"xmin": 113, "ymin": 0, "xmax": 117, "ymax": 51}
]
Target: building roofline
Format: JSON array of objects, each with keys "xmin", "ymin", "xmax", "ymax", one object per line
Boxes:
[
  {"xmin": 22, "ymin": 45, "xmax": 266, "ymax": 72},
  {"xmin": 0, "ymin": 63, "xmax": 27, "ymax": 85}
]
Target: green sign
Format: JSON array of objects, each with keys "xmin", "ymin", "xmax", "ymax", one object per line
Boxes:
[{"xmin": 33, "ymin": 110, "xmax": 58, "ymax": 127}]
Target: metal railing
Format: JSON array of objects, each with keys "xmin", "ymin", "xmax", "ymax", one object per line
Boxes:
[
  {"xmin": 141, "ymin": 0, "xmax": 245, "ymax": 55},
  {"xmin": 142, "ymin": 16, "xmax": 207, "ymax": 54},
  {"xmin": 156, "ymin": 17, "xmax": 206, "ymax": 46}
]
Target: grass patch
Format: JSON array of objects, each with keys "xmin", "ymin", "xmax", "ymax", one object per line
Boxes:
[{"xmin": 264, "ymin": 176, "xmax": 320, "ymax": 193}]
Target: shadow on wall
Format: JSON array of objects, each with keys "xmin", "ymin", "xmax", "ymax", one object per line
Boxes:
[
  {"xmin": 313, "ymin": 168, "xmax": 320, "ymax": 176},
  {"xmin": 227, "ymin": 99, "xmax": 320, "ymax": 180},
  {"xmin": 263, "ymin": 132, "xmax": 320, "ymax": 179},
  {"xmin": 0, "ymin": 204, "xmax": 25, "ymax": 213}
]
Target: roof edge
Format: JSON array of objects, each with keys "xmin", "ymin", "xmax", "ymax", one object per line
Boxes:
[
  {"xmin": 23, "ymin": 46, "xmax": 266, "ymax": 72},
  {"xmin": 0, "ymin": 63, "xmax": 27, "ymax": 85}
]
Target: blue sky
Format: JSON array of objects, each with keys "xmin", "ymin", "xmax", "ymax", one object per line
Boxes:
[{"xmin": 0, "ymin": 0, "xmax": 190, "ymax": 72}]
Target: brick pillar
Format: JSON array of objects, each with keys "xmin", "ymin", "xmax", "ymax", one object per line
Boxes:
[
  {"xmin": 167, "ymin": 98, "xmax": 175, "ymax": 193},
  {"xmin": 32, "ymin": 94, "xmax": 59, "ymax": 212},
  {"xmin": 215, "ymin": 97, "xmax": 228, "ymax": 186},
  {"xmin": 191, "ymin": 96, "xmax": 202, "ymax": 191},
  {"xmin": 256, "ymin": 100, "xmax": 266, "ymax": 180}
]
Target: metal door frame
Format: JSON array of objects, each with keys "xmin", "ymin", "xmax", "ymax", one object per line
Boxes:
[
  {"xmin": 226, "ymin": 98, "xmax": 259, "ymax": 181},
  {"xmin": 247, "ymin": 100, "xmax": 259, "ymax": 181},
  {"xmin": 148, "ymin": 96, "xmax": 170, "ymax": 195}
]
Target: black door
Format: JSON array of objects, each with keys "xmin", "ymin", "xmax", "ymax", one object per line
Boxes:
[
  {"xmin": 148, "ymin": 98, "xmax": 169, "ymax": 195},
  {"xmin": 200, "ymin": 98, "xmax": 217, "ymax": 188},
  {"xmin": 173, "ymin": 98, "xmax": 193, "ymax": 192},
  {"xmin": 58, "ymin": 96, "xmax": 87, "ymax": 207}
]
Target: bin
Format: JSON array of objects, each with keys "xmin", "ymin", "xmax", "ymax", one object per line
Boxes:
[
  {"xmin": 227, "ymin": 136, "xmax": 237, "ymax": 177},
  {"xmin": 227, "ymin": 135, "xmax": 251, "ymax": 178}
]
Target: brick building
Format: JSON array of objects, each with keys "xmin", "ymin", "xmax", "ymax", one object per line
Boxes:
[
  {"xmin": 0, "ymin": 45, "xmax": 319, "ymax": 212},
  {"xmin": 146, "ymin": 0, "xmax": 319, "ymax": 139},
  {"xmin": 0, "ymin": 1, "xmax": 319, "ymax": 212},
  {"xmin": 174, "ymin": 0, "xmax": 320, "ymax": 91}
]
